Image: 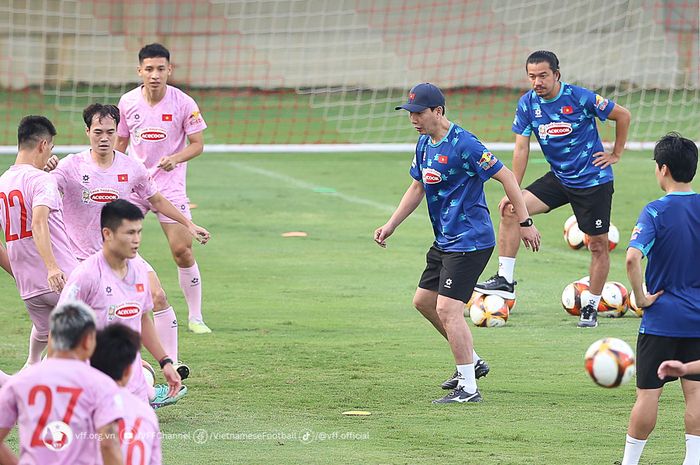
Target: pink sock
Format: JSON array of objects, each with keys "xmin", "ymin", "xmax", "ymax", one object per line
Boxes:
[
  {"xmin": 153, "ymin": 307, "xmax": 178, "ymax": 362},
  {"xmin": 26, "ymin": 325, "xmax": 48, "ymax": 365},
  {"xmin": 0, "ymin": 369, "xmax": 10, "ymax": 386},
  {"xmin": 178, "ymin": 263, "xmax": 202, "ymax": 321}
]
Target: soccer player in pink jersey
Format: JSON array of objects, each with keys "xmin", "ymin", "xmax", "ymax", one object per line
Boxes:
[
  {"xmin": 0, "ymin": 301, "xmax": 124, "ymax": 465},
  {"xmin": 60, "ymin": 199, "xmax": 185, "ymax": 409},
  {"xmin": 0, "ymin": 116, "xmax": 78, "ymax": 384},
  {"xmin": 49, "ymin": 103, "xmax": 211, "ymax": 381},
  {"xmin": 90, "ymin": 324, "xmax": 162, "ymax": 465},
  {"xmin": 116, "ymin": 43, "xmax": 211, "ymax": 334}
]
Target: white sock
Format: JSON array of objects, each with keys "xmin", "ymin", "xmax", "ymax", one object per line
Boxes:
[
  {"xmin": 472, "ymin": 350, "xmax": 481, "ymax": 363},
  {"xmin": 621, "ymin": 434, "xmax": 647, "ymax": 465},
  {"xmin": 497, "ymin": 257, "xmax": 516, "ymax": 283},
  {"xmin": 683, "ymin": 433, "xmax": 700, "ymax": 465},
  {"xmin": 587, "ymin": 294, "xmax": 602, "ymax": 309},
  {"xmin": 456, "ymin": 364, "xmax": 477, "ymax": 392}
]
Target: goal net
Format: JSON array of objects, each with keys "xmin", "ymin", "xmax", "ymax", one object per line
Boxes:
[{"xmin": 0, "ymin": 0, "xmax": 697, "ymax": 150}]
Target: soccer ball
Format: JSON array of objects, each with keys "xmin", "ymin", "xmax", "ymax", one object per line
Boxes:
[
  {"xmin": 466, "ymin": 291, "xmax": 515, "ymax": 314},
  {"xmin": 564, "ymin": 216, "xmax": 585, "ymax": 249},
  {"xmin": 561, "ymin": 280, "xmax": 589, "ymax": 316},
  {"xmin": 627, "ymin": 283, "xmax": 648, "ymax": 317},
  {"xmin": 596, "ymin": 281, "xmax": 629, "ymax": 318},
  {"xmin": 583, "ymin": 223, "xmax": 620, "ymax": 251},
  {"xmin": 469, "ymin": 294, "xmax": 509, "ymax": 327},
  {"xmin": 584, "ymin": 337, "xmax": 635, "ymax": 388},
  {"xmin": 142, "ymin": 360, "xmax": 156, "ymax": 387}
]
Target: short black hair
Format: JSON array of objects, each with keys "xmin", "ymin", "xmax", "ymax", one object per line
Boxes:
[
  {"xmin": 83, "ymin": 103, "xmax": 120, "ymax": 129},
  {"xmin": 430, "ymin": 106, "xmax": 446, "ymax": 117},
  {"xmin": 653, "ymin": 132, "xmax": 698, "ymax": 183},
  {"xmin": 17, "ymin": 115, "xmax": 57, "ymax": 150},
  {"xmin": 139, "ymin": 43, "xmax": 170, "ymax": 63},
  {"xmin": 526, "ymin": 50, "xmax": 561, "ymax": 77},
  {"xmin": 90, "ymin": 324, "xmax": 141, "ymax": 382},
  {"xmin": 101, "ymin": 199, "xmax": 144, "ymax": 234}
]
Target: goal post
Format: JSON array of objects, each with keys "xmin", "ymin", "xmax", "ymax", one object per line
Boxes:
[{"xmin": 0, "ymin": 0, "xmax": 697, "ymax": 151}]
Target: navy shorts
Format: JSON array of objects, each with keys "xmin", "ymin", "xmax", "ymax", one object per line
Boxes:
[{"xmin": 418, "ymin": 245, "xmax": 493, "ymax": 303}]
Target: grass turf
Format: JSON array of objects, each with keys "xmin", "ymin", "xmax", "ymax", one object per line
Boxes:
[{"xmin": 0, "ymin": 149, "xmax": 697, "ymax": 464}]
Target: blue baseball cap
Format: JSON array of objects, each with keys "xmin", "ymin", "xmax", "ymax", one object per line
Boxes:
[{"xmin": 395, "ymin": 83, "xmax": 445, "ymax": 112}]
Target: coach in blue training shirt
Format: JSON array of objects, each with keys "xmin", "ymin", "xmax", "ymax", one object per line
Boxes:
[
  {"xmin": 475, "ymin": 50, "xmax": 631, "ymax": 328},
  {"xmin": 374, "ymin": 83, "xmax": 540, "ymax": 403},
  {"xmin": 620, "ymin": 133, "xmax": 700, "ymax": 465}
]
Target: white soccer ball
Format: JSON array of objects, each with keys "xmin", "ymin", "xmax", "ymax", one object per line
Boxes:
[
  {"xmin": 469, "ymin": 294, "xmax": 509, "ymax": 327},
  {"xmin": 564, "ymin": 218, "xmax": 585, "ymax": 249},
  {"xmin": 584, "ymin": 337, "xmax": 635, "ymax": 388},
  {"xmin": 142, "ymin": 360, "xmax": 156, "ymax": 387}
]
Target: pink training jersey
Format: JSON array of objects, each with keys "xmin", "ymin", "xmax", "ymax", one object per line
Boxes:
[
  {"xmin": 117, "ymin": 85, "xmax": 207, "ymax": 197},
  {"xmin": 51, "ymin": 149, "xmax": 158, "ymax": 260},
  {"xmin": 0, "ymin": 358, "xmax": 123, "ymax": 465},
  {"xmin": 60, "ymin": 252, "xmax": 154, "ymax": 402},
  {"xmin": 117, "ymin": 387, "xmax": 161, "ymax": 465},
  {"xmin": 0, "ymin": 164, "xmax": 77, "ymax": 299}
]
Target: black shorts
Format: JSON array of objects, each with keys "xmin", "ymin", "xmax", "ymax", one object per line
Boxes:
[
  {"xmin": 636, "ymin": 334, "xmax": 700, "ymax": 389},
  {"xmin": 418, "ymin": 245, "xmax": 493, "ymax": 303},
  {"xmin": 525, "ymin": 171, "xmax": 614, "ymax": 235}
]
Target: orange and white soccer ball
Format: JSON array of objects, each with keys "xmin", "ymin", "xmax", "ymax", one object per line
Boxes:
[
  {"xmin": 583, "ymin": 223, "xmax": 620, "ymax": 251},
  {"xmin": 564, "ymin": 215, "xmax": 585, "ymax": 249},
  {"xmin": 469, "ymin": 294, "xmax": 509, "ymax": 327},
  {"xmin": 561, "ymin": 280, "xmax": 590, "ymax": 316},
  {"xmin": 584, "ymin": 337, "xmax": 635, "ymax": 388},
  {"xmin": 627, "ymin": 283, "xmax": 648, "ymax": 317},
  {"xmin": 142, "ymin": 360, "xmax": 156, "ymax": 387},
  {"xmin": 595, "ymin": 281, "xmax": 629, "ymax": 318},
  {"xmin": 466, "ymin": 291, "xmax": 515, "ymax": 314}
]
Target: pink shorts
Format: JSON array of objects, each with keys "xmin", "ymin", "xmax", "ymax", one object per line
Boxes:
[
  {"xmin": 24, "ymin": 292, "xmax": 59, "ymax": 338},
  {"xmin": 130, "ymin": 192, "xmax": 192, "ymax": 224}
]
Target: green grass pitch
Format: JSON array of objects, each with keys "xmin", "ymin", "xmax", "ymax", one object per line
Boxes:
[{"xmin": 0, "ymin": 149, "xmax": 697, "ymax": 464}]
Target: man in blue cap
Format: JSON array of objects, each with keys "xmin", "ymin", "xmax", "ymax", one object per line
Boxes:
[{"xmin": 374, "ymin": 82, "xmax": 541, "ymax": 403}]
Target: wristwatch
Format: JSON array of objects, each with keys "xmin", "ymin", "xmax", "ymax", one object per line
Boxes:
[
  {"xmin": 159, "ymin": 357, "xmax": 174, "ymax": 369},
  {"xmin": 519, "ymin": 218, "xmax": 534, "ymax": 227}
]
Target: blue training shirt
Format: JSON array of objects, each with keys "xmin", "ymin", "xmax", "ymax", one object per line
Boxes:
[
  {"xmin": 628, "ymin": 192, "xmax": 700, "ymax": 337},
  {"xmin": 512, "ymin": 82, "xmax": 615, "ymax": 188},
  {"xmin": 409, "ymin": 122, "xmax": 503, "ymax": 252}
]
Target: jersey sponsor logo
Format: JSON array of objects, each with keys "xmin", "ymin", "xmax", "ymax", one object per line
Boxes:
[
  {"xmin": 561, "ymin": 106, "xmax": 573, "ymax": 115},
  {"xmin": 190, "ymin": 110, "xmax": 203, "ymax": 125},
  {"xmin": 479, "ymin": 152, "xmax": 498, "ymax": 170},
  {"xmin": 113, "ymin": 302, "xmax": 142, "ymax": 320},
  {"xmin": 138, "ymin": 127, "xmax": 167, "ymax": 142},
  {"xmin": 162, "ymin": 114, "xmax": 173, "ymax": 122},
  {"xmin": 538, "ymin": 122, "xmax": 572, "ymax": 139},
  {"xmin": 422, "ymin": 168, "xmax": 442, "ymax": 185},
  {"xmin": 595, "ymin": 94, "xmax": 609, "ymax": 111},
  {"xmin": 534, "ymin": 108, "xmax": 542, "ymax": 118},
  {"xmin": 437, "ymin": 155, "xmax": 448, "ymax": 164},
  {"xmin": 630, "ymin": 225, "xmax": 642, "ymax": 241},
  {"xmin": 88, "ymin": 188, "xmax": 119, "ymax": 203}
]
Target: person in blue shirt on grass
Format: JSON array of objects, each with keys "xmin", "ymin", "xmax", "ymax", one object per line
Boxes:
[
  {"xmin": 475, "ymin": 50, "xmax": 631, "ymax": 328},
  {"xmin": 621, "ymin": 132, "xmax": 700, "ymax": 465},
  {"xmin": 374, "ymin": 83, "xmax": 540, "ymax": 403}
]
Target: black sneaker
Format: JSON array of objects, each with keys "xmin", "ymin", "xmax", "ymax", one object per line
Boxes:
[
  {"xmin": 433, "ymin": 387, "xmax": 482, "ymax": 404},
  {"xmin": 440, "ymin": 359, "xmax": 490, "ymax": 389},
  {"xmin": 474, "ymin": 274, "xmax": 516, "ymax": 299},
  {"xmin": 577, "ymin": 304, "xmax": 598, "ymax": 328}
]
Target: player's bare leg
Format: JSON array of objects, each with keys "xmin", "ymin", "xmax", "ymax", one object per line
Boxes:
[
  {"xmin": 681, "ymin": 379, "xmax": 700, "ymax": 464},
  {"xmin": 149, "ymin": 270, "xmax": 189, "ymax": 380},
  {"xmin": 161, "ymin": 222, "xmax": 210, "ymax": 333},
  {"xmin": 413, "ymin": 288, "xmax": 488, "ymax": 389},
  {"xmin": 476, "ymin": 191, "xmax": 548, "ymax": 298},
  {"xmin": 621, "ymin": 387, "xmax": 660, "ymax": 464},
  {"xmin": 433, "ymin": 295, "xmax": 481, "ymax": 403}
]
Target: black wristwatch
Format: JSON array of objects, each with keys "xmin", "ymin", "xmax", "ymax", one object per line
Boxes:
[
  {"xmin": 159, "ymin": 357, "xmax": 174, "ymax": 369},
  {"xmin": 519, "ymin": 217, "xmax": 534, "ymax": 227}
]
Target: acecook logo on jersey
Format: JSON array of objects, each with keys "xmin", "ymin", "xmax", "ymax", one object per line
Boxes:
[
  {"xmin": 538, "ymin": 122, "xmax": 572, "ymax": 140},
  {"xmin": 108, "ymin": 302, "xmax": 142, "ymax": 321},
  {"xmin": 138, "ymin": 128, "xmax": 167, "ymax": 142},
  {"xmin": 422, "ymin": 168, "xmax": 442, "ymax": 185},
  {"xmin": 85, "ymin": 188, "xmax": 119, "ymax": 203}
]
